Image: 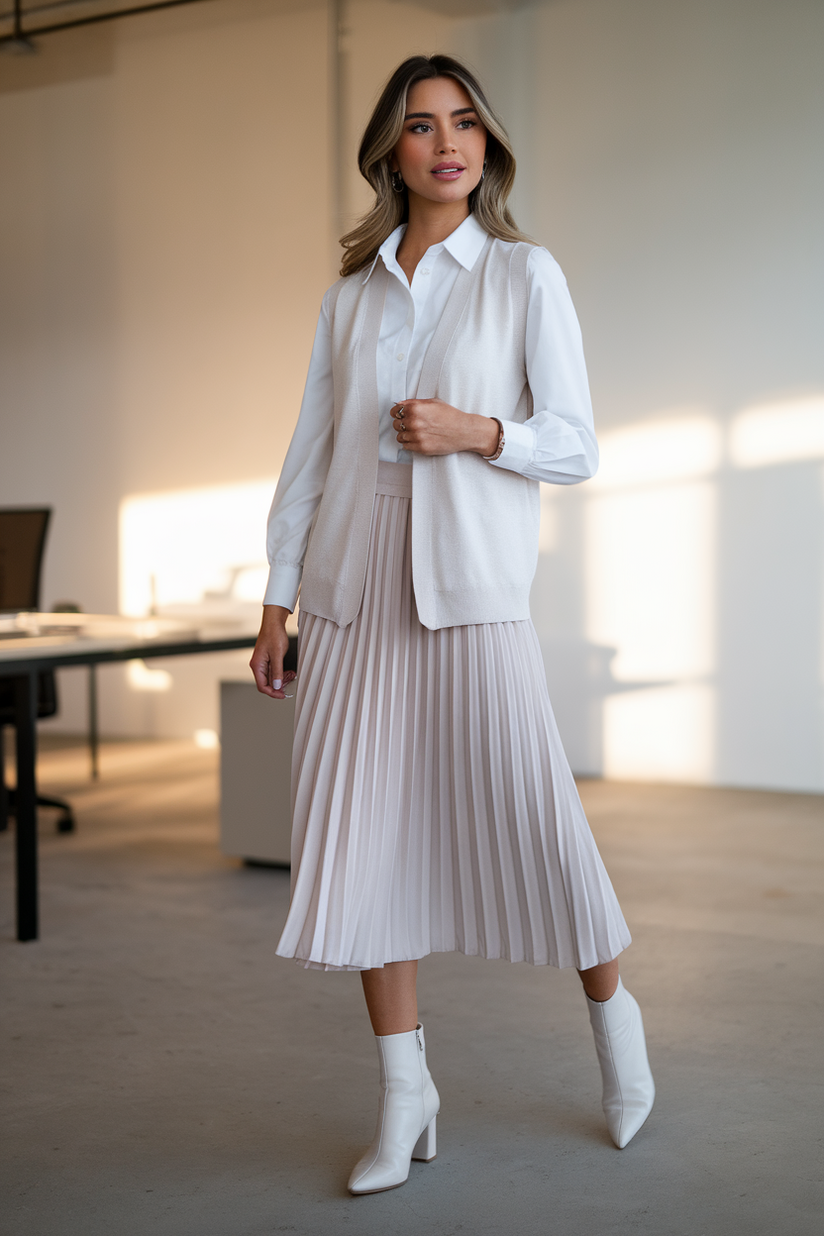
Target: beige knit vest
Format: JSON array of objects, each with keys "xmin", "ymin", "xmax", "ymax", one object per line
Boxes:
[{"xmin": 299, "ymin": 235, "xmax": 539, "ymax": 630}]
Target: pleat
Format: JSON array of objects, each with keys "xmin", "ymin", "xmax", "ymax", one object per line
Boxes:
[{"xmin": 275, "ymin": 467, "xmax": 631, "ymax": 972}]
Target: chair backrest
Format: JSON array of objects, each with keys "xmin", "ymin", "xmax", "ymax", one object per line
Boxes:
[{"xmin": 0, "ymin": 508, "xmax": 51, "ymax": 613}]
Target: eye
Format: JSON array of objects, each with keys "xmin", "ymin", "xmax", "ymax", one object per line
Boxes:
[
  {"xmin": 409, "ymin": 122, "xmax": 433, "ymax": 133},
  {"xmin": 456, "ymin": 119, "xmax": 477, "ymax": 130}
]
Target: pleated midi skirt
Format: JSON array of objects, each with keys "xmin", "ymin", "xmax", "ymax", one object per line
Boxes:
[{"xmin": 275, "ymin": 462, "xmax": 631, "ymax": 972}]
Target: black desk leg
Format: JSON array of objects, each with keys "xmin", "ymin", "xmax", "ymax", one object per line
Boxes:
[
  {"xmin": 88, "ymin": 664, "xmax": 99, "ymax": 781},
  {"xmin": 14, "ymin": 672, "xmax": 38, "ymax": 942}
]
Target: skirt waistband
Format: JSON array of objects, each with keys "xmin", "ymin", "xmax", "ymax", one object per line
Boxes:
[{"xmin": 375, "ymin": 460, "xmax": 412, "ymax": 498}]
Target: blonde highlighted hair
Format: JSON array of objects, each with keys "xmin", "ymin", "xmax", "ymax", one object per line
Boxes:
[{"xmin": 340, "ymin": 54, "xmax": 532, "ymax": 277}]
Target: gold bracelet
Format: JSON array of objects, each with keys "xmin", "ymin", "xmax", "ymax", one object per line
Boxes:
[{"xmin": 482, "ymin": 417, "xmax": 505, "ymax": 462}]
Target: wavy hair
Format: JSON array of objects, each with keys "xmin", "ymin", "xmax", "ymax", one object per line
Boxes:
[{"xmin": 339, "ymin": 54, "xmax": 532, "ymax": 277}]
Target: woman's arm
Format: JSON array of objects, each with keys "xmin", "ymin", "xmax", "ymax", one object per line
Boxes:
[
  {"xmin": 250, "ymin": 297, "xmax": 334, "ymax": 697},
  {"xmin": 489, "ymin": 246, "xmax": 599, "ymax": 484},
  {"xmin": 263, "ymin": 297, "xmax": 335, "ymax": 610}
]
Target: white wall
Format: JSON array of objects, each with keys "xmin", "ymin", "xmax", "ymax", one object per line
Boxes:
[
  {"xmin": 453, "ymin": 0, "xmax": 824, "ymax": 790},
  {"xmin": 1, "ymin": 0, "xmax": 822, "ymax": 790}
]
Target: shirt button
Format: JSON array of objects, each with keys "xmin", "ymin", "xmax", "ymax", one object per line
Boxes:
[
  {"xmin": 396, "ymin": 352, "xmax": 405, "ymax": 361},
  {"xmin": 421, "ymin": 267, "xmax": 431, "ymax": 276}
]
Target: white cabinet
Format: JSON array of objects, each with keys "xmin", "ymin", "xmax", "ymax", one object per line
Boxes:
[{"xmin": 219, "ymin": 680, "xmax": 295, "ymax": 865}]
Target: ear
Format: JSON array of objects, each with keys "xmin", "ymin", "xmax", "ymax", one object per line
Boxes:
[{"xmin": 388, "ymin": 154, "xmax": 399, "ymax": 173}]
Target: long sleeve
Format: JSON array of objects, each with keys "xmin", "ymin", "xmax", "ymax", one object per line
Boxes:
[
  {"xmin": 488, "ymin": 246, "xmax": 599, "ymax": 485},
  {"xmin": 263, "ymin": 295, "xmax": 334, "ymax": 610}
]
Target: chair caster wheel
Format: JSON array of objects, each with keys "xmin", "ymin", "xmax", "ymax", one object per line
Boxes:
[{"xmin": 57, "ymin": 814, "xmax": 75, "ymax": 834}]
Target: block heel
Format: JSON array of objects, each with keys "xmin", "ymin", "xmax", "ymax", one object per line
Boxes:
[{"xmin": 411, "ymin": 1115, "xmax": 437, "ymax": 1162}]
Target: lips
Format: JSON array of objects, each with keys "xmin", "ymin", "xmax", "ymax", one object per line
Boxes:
[{"xmin": 431, "ymin": 162, "xmax": 466, "ymax": 179}]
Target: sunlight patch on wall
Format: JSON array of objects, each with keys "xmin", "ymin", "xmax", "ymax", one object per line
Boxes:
[
  {"xmin": 587, "ymin": 480, "xmax": 716, "ymax": 682},
  {"xmin": 591, "ymin": 412, "xmax": 722, "ymax": 489},
  {"xmin": 119, "ymin": 478, "xmax": 277, "ymax": 617},
  {"xmin": 603, "ymin": 685, "xmax": 715, "ymax": 783},
  {"xmin": 729, "ymin": 397, "xmax": 824, "ymax": 468},
  {"xmin": 585, "ymin": 416, "xmax": 718, "ymax": 782}
]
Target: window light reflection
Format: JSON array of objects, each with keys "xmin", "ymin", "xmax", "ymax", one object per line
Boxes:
[
  {"xmin": 119, "ymin": 478, "xmax": 277, "ymax": 617},
  {"xmin": 591, "ymin": 414, "xmax": 721, "ymax": 489},
  {"xmin": 729, "ymin": 397, "xmax": 824, "ymax": 468},
  {"xmin": 585, "ymin": 417, "xmax": 717, "ymax": 783},
  {"xmin": 603, "ymin": 684, "xmax": 715, "ymax": 783},
  {"xmin": 586, "ymin": 480, "xmax": 715, "ymax": 682}
]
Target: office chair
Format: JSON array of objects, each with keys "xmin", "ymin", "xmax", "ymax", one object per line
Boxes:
[{"xmin": 0, "ymin": 508, "xmax": 75, "ymax": 834}]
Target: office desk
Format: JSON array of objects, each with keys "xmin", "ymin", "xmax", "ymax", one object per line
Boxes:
[{"xmin": 0, "ymin": 614, "xmax": 262, "ymax": 942}]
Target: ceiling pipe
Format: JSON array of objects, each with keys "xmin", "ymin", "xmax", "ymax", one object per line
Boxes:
[
  {"xmin": 0, "ymin": 0, "xmax": 210, "ymax": 50},
  {"xmin": 1, "ymin": 0, "xmax": 35, "ymax": 52}
]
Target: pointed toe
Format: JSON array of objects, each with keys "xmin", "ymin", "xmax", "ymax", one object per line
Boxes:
[{"xmin": 605, "ymin": 1090, "xmax": 655, "ymax": 1148}]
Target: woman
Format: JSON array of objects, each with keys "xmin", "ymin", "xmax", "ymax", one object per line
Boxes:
[{"xmin": 250, "ymin": 54, "xmax": 654, "ymax": 1195}]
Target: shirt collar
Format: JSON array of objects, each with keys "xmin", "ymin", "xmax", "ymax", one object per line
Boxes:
[{"xmin": 362, "ymin": 212, "xmax": 488, "ymax": 283}]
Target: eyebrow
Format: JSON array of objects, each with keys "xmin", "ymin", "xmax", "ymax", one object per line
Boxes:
[{"xmin": 404, "ymin": 107, "xmax": 478, "ymax": 120}]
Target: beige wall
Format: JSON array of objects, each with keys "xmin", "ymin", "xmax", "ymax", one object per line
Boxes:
[
  {"xmin": 1, "ymin": 0, "xmax": 332, "ymax": 737},
  {"xmin": 2, "ymin": 0, "xmax": 822, "ymax": 789},
  {"xmin": 113, "ymin": 0, "xmax": 332, "ymax": 498}
]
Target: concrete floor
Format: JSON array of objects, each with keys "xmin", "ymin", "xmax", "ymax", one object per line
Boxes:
[{"xmin": 2, "ymin": 736, "xmax": 822, "ymax": 1236}]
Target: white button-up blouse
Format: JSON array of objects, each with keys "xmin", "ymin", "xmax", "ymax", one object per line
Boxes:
[{"xmin": 264, "ymin": 213, "xmax": 598, "ymax": 611}]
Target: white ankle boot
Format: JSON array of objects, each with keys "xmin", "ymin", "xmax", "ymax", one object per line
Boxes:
[
  {"xmin": 348, "ymin": 1023, "xmax": 440, "ymax": 1195},
  {"xmin": 587, "ymin": 977, "xmax": 655, "ymax": 1148}
]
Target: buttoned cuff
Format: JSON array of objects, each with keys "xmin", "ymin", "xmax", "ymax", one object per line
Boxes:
[
  {"xmin": 263, "ymin": 563, "xmax": 302, "ymax": 611},
  {"xmin": 487, "ymin": 419, "xmax": 535, "ymax": 474}
]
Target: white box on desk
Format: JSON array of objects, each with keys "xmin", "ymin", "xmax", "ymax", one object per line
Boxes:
[{"xmin": 219, "ymin": 680, "xmax": 295, "ymax": 865}]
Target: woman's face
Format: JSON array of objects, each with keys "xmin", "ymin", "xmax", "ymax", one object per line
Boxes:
[{"xmin": 391, "ymin": 76, "xmax": 487, "ymax": 210}]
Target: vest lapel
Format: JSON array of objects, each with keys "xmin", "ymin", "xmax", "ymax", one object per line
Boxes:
[
  {"xmin": 356, "ymin": 261, "xmax": 389, "ymax": 429},
  {"xmin": 414, "ymin": 235, "xmax": 492, "ymax": 398},
  {"xmin": 343, "ymin": 261, "xmax": 388, "ymax": 618}
]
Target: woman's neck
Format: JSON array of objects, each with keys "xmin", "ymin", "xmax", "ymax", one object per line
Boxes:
[{"xmin": 395, "ymin": 197, "xmax": 470, "ymax": 284}]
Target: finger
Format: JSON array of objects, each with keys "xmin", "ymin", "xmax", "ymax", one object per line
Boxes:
[
  {"xmin": 269, "ymin": 650, "xmax": 286, "ymax": 697},
  {"xmin": 250, "ymin": 653, "xmax": 278, "ymax": 698},
  {"xmin": 392, "ymin": 400, "xmax": 422, "ymax": 420}
]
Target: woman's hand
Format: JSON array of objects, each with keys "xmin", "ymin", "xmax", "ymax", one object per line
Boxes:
[
  {"xmin": 391, "ymin": 399, "xmax": 500, "ymax": 457},
  {"xmin": 250, "ymin": 604, "xmax": 297, "ymax": 699}
]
